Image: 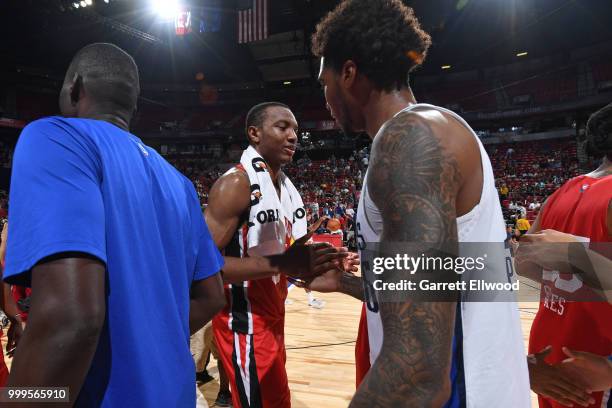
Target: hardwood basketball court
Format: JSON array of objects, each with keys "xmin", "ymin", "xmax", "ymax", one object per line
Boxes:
[
  {"xmin": 1, "ymin": 277, "xmax": 540, "ymax": 407},
  {"xmin": 198, "ymin": 276, "xmax": 541, "ymax": 407}
]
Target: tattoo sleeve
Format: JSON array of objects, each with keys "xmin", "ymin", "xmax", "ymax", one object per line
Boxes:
[{"xmin": 350, "ymin": 112, "xmax": 459, "ymax": 407}]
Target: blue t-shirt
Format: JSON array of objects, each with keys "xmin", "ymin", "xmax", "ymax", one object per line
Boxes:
[{"xmin": 4, "ymin": 117, "xmax": 224, "ymax": 407}]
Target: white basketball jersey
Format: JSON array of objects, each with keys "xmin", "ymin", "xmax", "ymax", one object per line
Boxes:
[{"xmin": 356, "ymin": 103, "xmax": 531, "ymax": 407}]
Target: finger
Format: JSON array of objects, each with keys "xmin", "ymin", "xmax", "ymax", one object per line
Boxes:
[
  {"xmin": 561, "ymin": 347, "xmax": 590, "ymax": 361},
  {"xmin": 535, "ymin": 345, "xmax": 553, "ymax": 359},
  {"xmin": 309, "ymin": 242, "xmax": 333, "ymax": 250},
  {"xmin": 314, "ymin": 262, "xmax": 340, "ymax": 274},
  {"xmin": 311, "ymin": 246, "xmax": 340, "ymax": 255},
  {"xmin": 554, "ymin": 377, "xmax": 594, "ymax": 406},
  {"xmin": 544, "ymin": 389, "xmax": 575, "ymax": 407},
  {"xmin": 316, "ymin": 252, "xmax": 349, "ymax": 264}
]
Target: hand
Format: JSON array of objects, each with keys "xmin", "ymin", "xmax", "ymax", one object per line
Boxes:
[
  {"xmin": 526, "ymin": 230, "xmax": 581, "ymax": 243},
  {"xmin": 342, "ymin": 252, "xmax": 360, "ymax": 273},
  {"xmin": 528, "ymin": 346, "xmax": 594, "ymax": 407},
  {"xmin": 517, "ymin": 230, "xmax": 580, "ymax": 273},
  {"xmin": 1, "ymin": 221, "xmax": 7, "ymax": 243},
  {"xmin": 6, "ymin": 317, "xmax": 23, "ymax": 358},
  {"xmin": 282, "ymin": 243, "xmax": 348, "ymax": 281},
  {"xmin": 309, "ymin": 216, "xmax": 328, "ymax": 234},
  {"xmin": 559, "ymin": 347, "xmax": 612, "ymax": 392},
  {"xmin": 294, "ymin": 268, "xmax": 344, "ymax": 293}
]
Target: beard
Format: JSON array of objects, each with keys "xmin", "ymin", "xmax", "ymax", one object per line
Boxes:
[{"xmin": 336, "ymin": 93, "xmax": 355, "ymax": 135}]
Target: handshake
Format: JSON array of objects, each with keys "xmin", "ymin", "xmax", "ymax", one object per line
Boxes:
[{"xmin": 279, "ymin": 242, "xmax": 360, "ymax": 293}]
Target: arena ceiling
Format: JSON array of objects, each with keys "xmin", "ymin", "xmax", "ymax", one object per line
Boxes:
[{"xmin": 1, "ymin": 0, "xmax": 611, "ymax": 87}]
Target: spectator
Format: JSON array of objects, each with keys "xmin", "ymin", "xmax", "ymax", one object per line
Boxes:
[{"xmin": 515, "ymin": 215, "xmax": 531, "ymax": 236}]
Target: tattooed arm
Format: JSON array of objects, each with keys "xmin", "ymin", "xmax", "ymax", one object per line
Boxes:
[{"xmin": 350, "ymin": 112, "xmax": 459, "ymax": 407}]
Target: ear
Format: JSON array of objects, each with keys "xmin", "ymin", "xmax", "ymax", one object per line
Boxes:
[
  {"xmin": 340, "ymin": 60, "xmax": 358, "ymax": 89},
  {"xmin": 70, "ymin": 74, "xmax": 84, "ymax": 106},
  {"xmin": 247, "ymin": 126, "xmax": 261, "ymax": 145}
]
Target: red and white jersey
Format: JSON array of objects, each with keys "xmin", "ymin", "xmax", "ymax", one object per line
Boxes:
[
  {"xmin": 355, "ymin": 103, "xmax": 530, "ymax": 407},
  {"xmin": 529, "ymin": 174, "xmax": 612, "ymax": 408},
  {"xmin": 214, "ymin": 147, "xmax": 307, "ymax": 335}
]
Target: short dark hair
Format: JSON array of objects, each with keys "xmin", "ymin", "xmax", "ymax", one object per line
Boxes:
[
  {"xmin": 586, "ymin": 102, "xmax": 612, "ymax": 159},
  {"xmin": 66, "ymin": 43, "xmax": 140, "ymax": 113},
  {"xmin": 245, "ymin": 102, "xmax": 290, "ymax": 134},
  {"xmin": 312, "ymin": 0, "xmax": 431, "ymax": 92}
]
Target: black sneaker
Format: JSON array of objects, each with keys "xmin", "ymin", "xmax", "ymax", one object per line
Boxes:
[
  {"xmin": 195, "ymin": 370, "xmax": 215, "ymax": 384},
  {"xmin": 214, "ymin": 390, "xmax": 232, "ymax": 407}
]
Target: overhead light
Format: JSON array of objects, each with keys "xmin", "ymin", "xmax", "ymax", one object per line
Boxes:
[
  {"xmin": 85, "ymin": 0, "xmax": 92, "ymax": 5},
  {"xmin": 516, "ymin": 51, "xmax": 528, "ymax": 57},
  {"xmin": 104, "ymin": 0, "xmax": 109, "ymax": 2},
  {"xmin": 283, "ymin": 81, "xmax": 292, "ymax": 85},
  {"xmin": 152, "ymin": 0, "xmax": 180, "ymax": 20},
  {"xmin": 73, "ymin": 2, "xmax": 80, "ymax": 7},
  {"xmin": 441, "ymin": 65, "xmax": 452, "ymax": 70},
  {"xmin": 80, "ymin": 1, "xmax": 86, "ymax": 7}
]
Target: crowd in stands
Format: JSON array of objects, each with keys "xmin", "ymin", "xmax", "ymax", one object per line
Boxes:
[
  {"xmin": 487, "ymin": 139, "xmax": 581, "ymax": 236},
  {"xmin": 0, "ymin": 142, "xmax": 13, "ymax": 169},
  {"xmin": 0, "ymin": 134, "xmax": 584, "ymax": 247},
  {"xmin": 160, "ymin": 138, "xmax": 581, "ymax": 247}
]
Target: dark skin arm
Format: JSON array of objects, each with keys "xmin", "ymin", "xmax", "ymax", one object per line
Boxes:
[
  {"xmin": 189, "ymin": 273, "xmax": 225, "ymax": 335},
  {"xmin": 350, "ymin": 112, "xmax": 458, "ymax": 408},
  {"xmin": 297, "ymin": 262, "xmax": 364, "ymax": 301},
  {"xmin": 0, "ymin": 221, "xmax": 24, "ymax": 356},
  {"xmin": 205, "ymin": 169, "xmax": 346, "ymax": 284},
  {"xmin": 7, "ymin": 254, "xmax": 106, "ymax": 406}
]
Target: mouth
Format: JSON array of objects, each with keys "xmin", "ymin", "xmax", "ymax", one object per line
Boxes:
[{"xmin": 284, "ymin": 145, "xmax": 296, "ymax": 155}]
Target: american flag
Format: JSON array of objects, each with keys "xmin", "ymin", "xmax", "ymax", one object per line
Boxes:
[{"xmin": 237, "ymin": 0, "xmax": 268, "ymax": 44}]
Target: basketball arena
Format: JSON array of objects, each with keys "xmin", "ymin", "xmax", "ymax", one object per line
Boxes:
[{"xmin": 0, "ymin": 1, "xmax": 611, "ymax": 407}]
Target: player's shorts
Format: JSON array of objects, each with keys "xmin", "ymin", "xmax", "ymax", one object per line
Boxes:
[{"xmin": 213, "ymin": 318, "xmax": 290, "ymax": 408}]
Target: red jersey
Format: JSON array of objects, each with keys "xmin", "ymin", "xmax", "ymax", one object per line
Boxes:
[
  {"xmin": 529, "ymin": 175, "xmax": 612, "ymax": 408},
  {"xmin": 212, "ymin": 165, "xmax": 291, "ymax": 335}
]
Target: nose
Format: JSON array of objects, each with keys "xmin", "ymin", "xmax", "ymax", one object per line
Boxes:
[{"xmin": 288, "ymin": 128, "xmax": 298, "ymax": 143}]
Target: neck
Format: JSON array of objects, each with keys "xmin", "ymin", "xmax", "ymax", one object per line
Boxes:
[
  {"xmin": 363, "ymin": 87, "xmax": 417, "ymax": 139},
  {"xmin": 252, "ymin": 146, "xmax": 282, "ymax": 183},
  {"xmin": 82, "ymin": 108, "xmax": 131, "ymax": 131},
  {"xmin": 268, "ymin": 163, "xmax": 281, "ymax": 183}
]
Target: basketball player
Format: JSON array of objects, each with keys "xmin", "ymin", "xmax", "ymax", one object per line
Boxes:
[
  {"xmin": 306, "ymin": 1, "xmax": 531, "ymax": 406},
  {"xmin": 516, "ymin": 103, "xmax": 612, "ymax": 408},
  {"xmin": 3, "ymin": 43, "xmax": 226, "ymax": 406},
  {"xmin": 205, "ymin": 102, "xmax": 348, "ymax": 408}
]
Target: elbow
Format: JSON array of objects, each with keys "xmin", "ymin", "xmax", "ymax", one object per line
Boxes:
[
  {"xmin": 212, "ymin": 291, "xmax": 226, "ymax": 314},
  {"xmin": 68, "ymin": 306, "xmax": 106, "ymax": 344},
  {"xmin": 433, "ymin": 377, "xmax": 452, "ymax": 407},
  {"xmin": 48, "ymin": 297, "xmax": 105, "ymax": 342}
]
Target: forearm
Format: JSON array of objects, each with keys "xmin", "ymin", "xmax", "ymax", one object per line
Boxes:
[
  {"xmin": 7, "ymin": 316, "xmax": 102, "ymax": 396},
  {"xmin": 2, "ymin": 283, "xmax": 21, "ymax": 319},
  {"xmin": 339, "ymin": 272, "xmax": 364, "ymax": 301},
  {"xmin": 189, "ymin": 297, "xmax": 225, "ymax": 335},
  {"xmin": 514, "ymin": 258, "xmax": 544, "ymax": 283},
  {"xmin": 350, "ymin": 337, "xmax": 452, "ymax": 407},
  {"xmin": 220, "ymin": 254, "xmax": 288, "ymax": 284},
  {"xmin": 569, "ymin": 244, "xmax": 612, "ymax": 303}
]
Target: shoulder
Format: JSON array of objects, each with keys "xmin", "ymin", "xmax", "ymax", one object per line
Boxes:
[
  {"xmin": 16, "ymin": 117, "xmax": 99, "ymax": 160},
  {"xmin": 212, "ymin": 167, "xmax": 250, "ymax": 192},
  {"xmin": 371, "ymin": 109, "xmax": 463, "ymax": 177},
  {"xmin": 20, "ymin": 116, "xmax": 72, "ymax": 139},
  {"xmin": 208, "ymin": 166, "xmax": 250, "ymax": 212}
]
